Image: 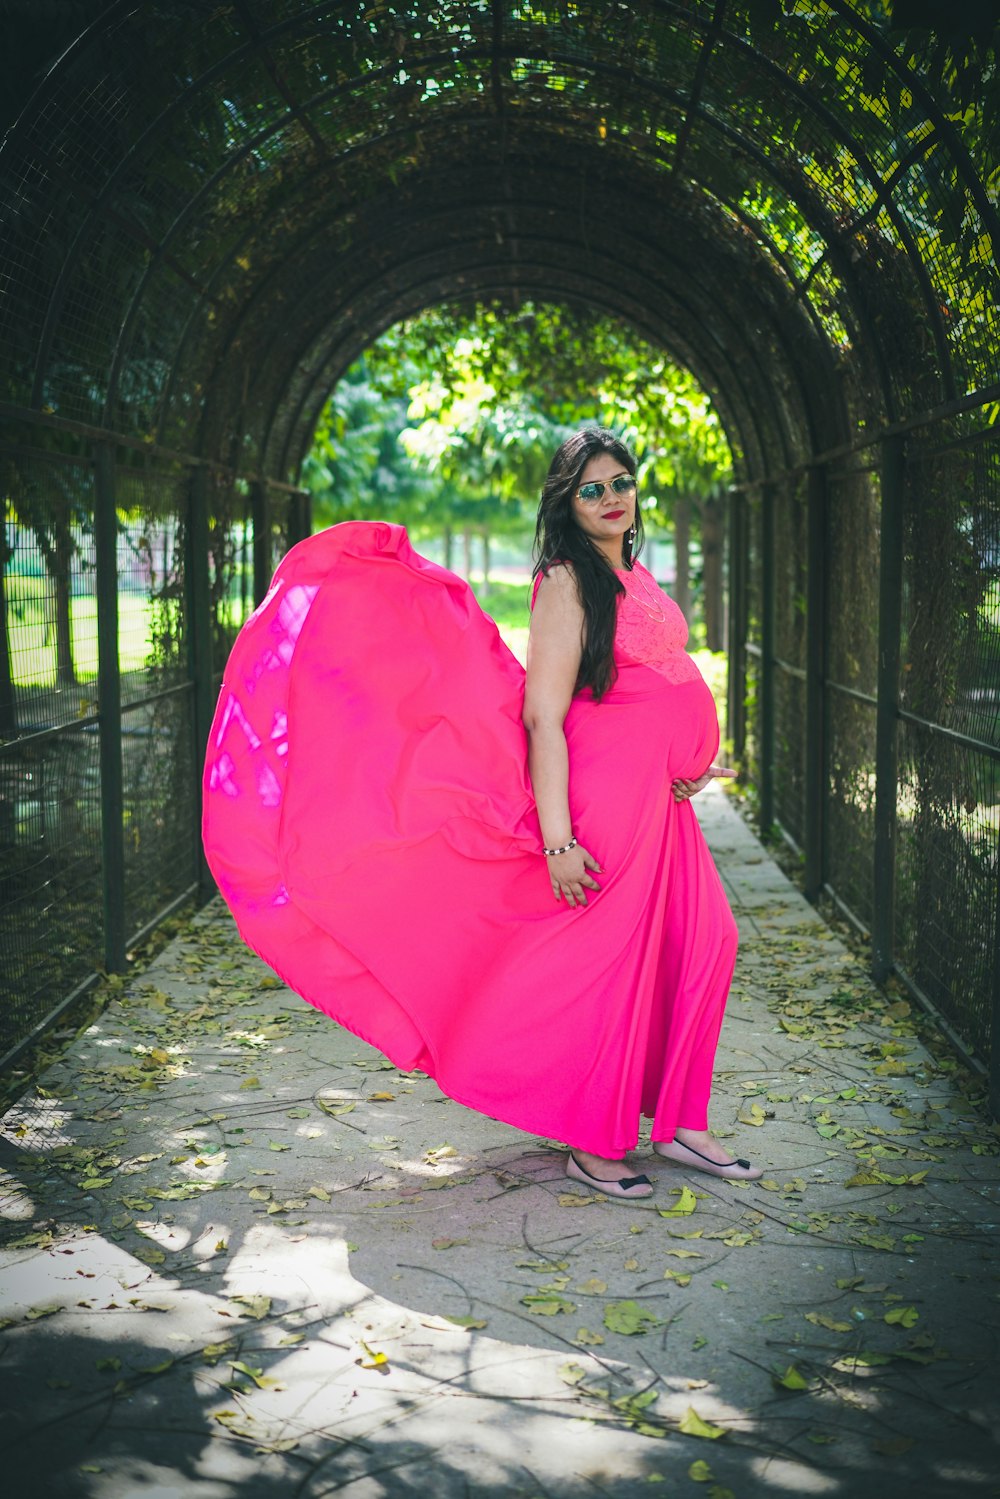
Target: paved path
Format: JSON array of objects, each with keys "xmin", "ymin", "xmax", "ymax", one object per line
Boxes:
[{"xmin": 1, "ymin": 786, "xmax": 997, "ymax": 1498}]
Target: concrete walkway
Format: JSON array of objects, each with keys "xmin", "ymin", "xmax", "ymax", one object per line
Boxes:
[{"xmin": 1, "ymin": 786, "xmax": 997, "ymax": 1498}]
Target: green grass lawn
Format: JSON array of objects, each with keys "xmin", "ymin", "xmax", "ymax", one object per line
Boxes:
[{"xmin": 8, "ymin": 595, "xmax": 162, "ymax": 687}]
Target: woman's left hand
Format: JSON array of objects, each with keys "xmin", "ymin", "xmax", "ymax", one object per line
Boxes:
[{"xmin": 672, "ymin": 765, "xmax": 737, "ymax": 802}]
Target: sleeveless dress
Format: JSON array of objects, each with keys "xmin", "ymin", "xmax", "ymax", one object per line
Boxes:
[{"xmin": 202, "ymin": 521, "xmax": 737, "ymax": 1157}]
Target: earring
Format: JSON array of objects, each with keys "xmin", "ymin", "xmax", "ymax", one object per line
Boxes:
[{"xmin": 627, "ymin": 524, "xmax": 637, "ymax": 544}]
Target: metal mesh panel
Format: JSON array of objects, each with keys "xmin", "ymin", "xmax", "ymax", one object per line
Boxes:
[
  {"xmin": 206, "ymin": 478, "xmax": 249, "ymax": 670},
  {"xmin": 1, "ymin": 449, "xmax": 102, "ymax": 1058},
  {"xmin": 772, "ymin": 476, "xmax": 808, "ymax": 844},
  {"xmin": 269, "ymin": 491, "xmax": 293, "ymax": 576},
  {"xmin": 0, "ymin": 724, "xmax": 103, "ymax": 1058},
  {"xmin": 733, "ymin": 4, "xmax": 999, "ymax": 409},
  {"xmin": 774, "ymin": 668, "xmax": 806, "ymax": 847},
  {"xmin": 0, "ymin": 444, "xmax": 212, "ymax": 1060},
  {"xmin": 115, "ymin": 466, "xmax": 189, "ymax": 706},
  {"xmin": 901, "ymin": 434, "xmax": 1000, "ymax": 745},
  {"xmin": 113, "ymin": 462, "xmax": 200, "ymax": 940},
  {"xmin": 822, "ymin": 462, "xmax": 881, "ymax": 930},
  {"xmin": 742, "ymin": 487, "xmax": 763, "ymax": 788},
  {"xmin": 826, "ymin": 464, "xmax": 881, "ymax": 697},
  {"xmin": 896, "ymin": 719, "xmax": 995, "ymax": 1056},
  {"xmin": 2, "ymin": 455, "xmax": 97, "ymax": 735},
  {"xmin": 122, "ymin": 688, "xmax": 197, "ymax": 938},
  {"xmin": 893, "ymin": 424, "xmax": 1000, "ymax": 1055},
  {"xmin": 825, "ymin": 690, "xmax": 876, "ymax": 932}
]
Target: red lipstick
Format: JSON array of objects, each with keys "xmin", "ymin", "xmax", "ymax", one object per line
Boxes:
[{"xmin": 603, "ymin": 508, "xmax": 626, "ymax": 519}]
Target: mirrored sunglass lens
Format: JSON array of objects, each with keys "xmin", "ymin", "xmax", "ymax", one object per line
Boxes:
[
  {"xmin": 611, "ymin": 476, "xmax": 636, "ymax": 494},
  {"xmin": 578, "ymin": 483, "xmax": 603, "ymax": 501}
]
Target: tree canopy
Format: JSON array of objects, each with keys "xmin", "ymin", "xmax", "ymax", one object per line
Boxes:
[{"xmin": 303, "ymin": 301, "xmax": 734, "ymax": 541}]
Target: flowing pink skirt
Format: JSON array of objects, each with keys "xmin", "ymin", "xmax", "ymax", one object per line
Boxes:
[{"xmin": 202, "ymin": 522, "xmax": 737, "ymax": 1156}]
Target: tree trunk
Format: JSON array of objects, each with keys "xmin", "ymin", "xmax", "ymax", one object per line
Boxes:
[
  {"xmin": 701, "ymin": 494, "xmax": 725, "ymax": 652},
  {"xmin": 36, "ymin": 513, "xmax": 78, "ymax": 687},
  {"xmin": 462, "ymin": 526, "xmax": 473, "ymax": 580},
  {"xmin": 442, "ymin": 525, "xmax": 453, "ymax": 572},
  {"xmin": 674, "ymin": 494, "xmax": 691, "ymax": 621},
  {"xmin": 480, "ymin": 530, "xmax": 491, "ymax": 597},
  {"xmin": 0, "ymin": 528, "xmax": 16, "ymax": 738}
]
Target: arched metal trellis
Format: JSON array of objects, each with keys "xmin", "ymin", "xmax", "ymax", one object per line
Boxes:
[{"xmin": 0, "ymin": 1, "xmax": 998, "ymax": 1110}]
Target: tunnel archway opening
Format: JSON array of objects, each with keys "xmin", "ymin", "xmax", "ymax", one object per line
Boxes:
[{"xmin": 297, "ymin": 295, "xmax": 739, "ymax": 663}]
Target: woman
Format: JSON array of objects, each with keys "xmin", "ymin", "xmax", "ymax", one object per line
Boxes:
[
  {"xmin": 202, "ymin": 427, "xmax": 761, "ymax": 1203},
  {"xmin": 523, "ymin": 429, "xmax": 760, "ymax": 1198}
]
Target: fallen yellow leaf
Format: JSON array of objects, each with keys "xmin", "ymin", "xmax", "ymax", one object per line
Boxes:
[
  {"xmin": 572, "ymin": 1327, "xmax": 605, "ymax": 1345},
  {"xmin": 773, "ymin": 1364, "xmax": 810, "ymax": 1390},
  {"xmin": 26, "ymin": 1305, "xmax": 61, "ymax": 1321},
  {"xmin": 658, "ymin": 1186, "xmax": 697, "ymax": 1218},
  {"xmin": 679, "ymin": 1406, "xmax": 726, "ymax": 1439},
  {"xmin": 884, "ymin": 1306, "xmax": 919, "ymax": 1328},
  {"xmin": 229, "ymin": 1294, "xmax": 271, "ymax": 1320},
  {"xmin": 356, "ymin": 1339, "xmax": 389, "ymax": 1369},
  {"xmin": 805, "ymin": 1311, "xmax": 852, "ymax": 1333}
]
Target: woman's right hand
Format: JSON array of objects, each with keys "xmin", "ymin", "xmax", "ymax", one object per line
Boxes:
[{"xmin": 547, "ymin": 843, "xmax": 603, "ymax": 908}]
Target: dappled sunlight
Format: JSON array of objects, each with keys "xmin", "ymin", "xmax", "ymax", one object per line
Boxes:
[
  {"xmin": 748, "ymin": 1457, "xmax": 841, "ymax": 1493},
  {"xmin": 2, "ymin": 1191, "xmax": 786, "ymax": 1495}
]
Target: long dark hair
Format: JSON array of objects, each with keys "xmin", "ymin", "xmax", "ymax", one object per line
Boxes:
[{"xmin": 532, "ymin": 427, "xmax": 644, "ymax": 700}]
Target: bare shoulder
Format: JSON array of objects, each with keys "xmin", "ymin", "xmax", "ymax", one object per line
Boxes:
[
  {"xmin": 530, "ymin": 563, "xmax": 585, "ymax": 667},
  {"xmin": 534, "ymin": 562, "xmax": 581, "ymax": 609}
]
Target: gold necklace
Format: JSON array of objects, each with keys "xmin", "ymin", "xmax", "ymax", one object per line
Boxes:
[{"xmin": 620, "ymin": 565, "xmax": 666, "ymax": 621}]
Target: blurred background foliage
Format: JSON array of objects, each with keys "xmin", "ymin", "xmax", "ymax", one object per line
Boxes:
[{"xmin": 303, "ymin": 300, "xmax": 734, "ymax": 646}]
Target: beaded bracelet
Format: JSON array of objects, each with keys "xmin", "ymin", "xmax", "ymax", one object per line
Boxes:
[{"xmin": 542, "ymin": 836, "xmax": 578, "ymax": 857}]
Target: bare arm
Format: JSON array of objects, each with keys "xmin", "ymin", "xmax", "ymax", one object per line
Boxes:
[{"xmin": 523, "ymin": 566, "xmax": 602, "ymax": 907}]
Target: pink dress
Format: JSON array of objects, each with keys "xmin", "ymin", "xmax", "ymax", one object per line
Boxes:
[{"xmin": 202, "ymin": 521, "xmax": 737, "ymax": 1157}]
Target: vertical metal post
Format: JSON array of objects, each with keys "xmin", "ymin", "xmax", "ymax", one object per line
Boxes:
[
  {"xmin": 187, "ymin": 466, "xmax": 214, "ymax": 898},
  {"xmin": 726, "ymin": 489, "xmax": 747, "ymax": 760},
  {"xmin": 872, "ymin": 435, "xmax": 904, "ymax": 981},
  {"xmin": 0, "ymin": 528, "xmax": 17, "ymax": 739},
  {"xmin": 286, "ymin": 487, "xmax": 301, "ymax": 550},
  {"xmin": 94, "ymin": 442, "xmax": 126, "ymax": 972},
  {"xmin": 990, "ymin": 865, "xmax": 1000, "ymax": 1117},
  {"xmin": 804, "ymin": 463, "xmax": 827, "ymax": 901},
  {"xmin": 251, "ymin": 479, "xmax": 271, "ymax": 606},
  {"xmin": 288, "ymin": 487, "xmax": 311, "ymax": 548},
  {"xmin": 759, "ymin": 482, "xmax": 776, "ymax": 834}
]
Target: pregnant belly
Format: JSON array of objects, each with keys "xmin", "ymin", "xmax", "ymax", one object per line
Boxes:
[
  {"xmin": 565, "ymin": 666, "xmax": 721, "ymax": 790},
  {"xmin": 657, "ymin": 674, "xmax": 721, "ymax": 780}
]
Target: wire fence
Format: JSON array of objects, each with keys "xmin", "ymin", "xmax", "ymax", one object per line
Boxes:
[
  {"xmin": 734, "ymin": 399, "xmax": 1000, "ymax": 1097},
  {"xmin": 0, "ymin": 435, "xmax": 305, "ymax": 1068}
]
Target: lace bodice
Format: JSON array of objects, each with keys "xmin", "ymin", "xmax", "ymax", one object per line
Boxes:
[
  {"xmin": 530, "ymin": 561, "xmax": 704, "ymax": 687},
  {"xmin": 614, "ymin": 563, "xmax": 704, "ymax": 685}
]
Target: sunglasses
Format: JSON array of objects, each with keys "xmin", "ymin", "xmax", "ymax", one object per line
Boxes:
[{"xmin": 576, "ymin": 474, "xmax": 637, "ymax": 504}]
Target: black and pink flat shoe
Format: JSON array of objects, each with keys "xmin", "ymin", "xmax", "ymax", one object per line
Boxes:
[
  {"xmin": 652, "ymin": 1138, "xmax": 763, "ymax": 1180},
  {"xmin": 566, "ymin": 1151, "xmax": 654, "ymax": 1200}
]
